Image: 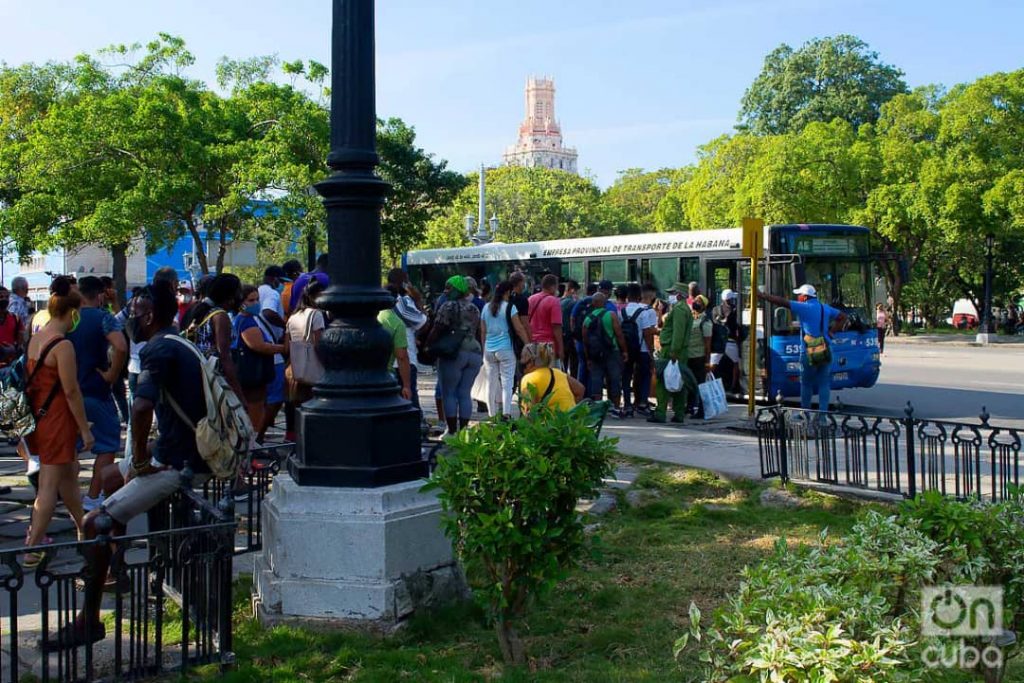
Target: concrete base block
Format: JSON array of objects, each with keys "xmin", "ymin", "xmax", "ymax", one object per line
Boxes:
[{"xmin": 253, "ymin": 474, "xmax": 467, "ymax": 626}]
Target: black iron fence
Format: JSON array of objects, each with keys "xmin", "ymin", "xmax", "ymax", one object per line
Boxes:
[
  {"xmin": 0, "ymin": 477, "xmax": 235, "ymax": 682},
  {"xmin": 200, "ymin": 441, "xmax": 294, "ymax": 555},
  {"xmin": 757, "ymin": 403, "xmax": 1022, "ymax": 501}
]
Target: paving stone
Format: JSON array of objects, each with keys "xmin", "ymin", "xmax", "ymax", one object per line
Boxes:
[
  {"xmin": 0, "ymin": 501, "xmax": 26, "ymax": 515},
  {"xmin": 0, "ymin": 517, "xmax": 76, "ymax": 539},
  {"xmin": 578, "ymin": 493, "xmax": 617, "ymax": 516},
  {"xmin": 1, "ymin": 487, "xmax": 37, "ymax": 504}
]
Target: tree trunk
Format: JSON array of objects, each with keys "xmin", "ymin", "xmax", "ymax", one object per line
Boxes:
[
  {"xmin": 111, "ymin": 242, "xmax": 128, "ymax": 311},
  {"xmin": 185, "ymin": 216, "xmax": 210, "ymax": 275},
  {"xmin": 494, "ymin": 619, "xmax": 526, "ymax": 666},
  {"xmin": 215, "ymin": 218, "xmax": 228, "ymax": 274}
]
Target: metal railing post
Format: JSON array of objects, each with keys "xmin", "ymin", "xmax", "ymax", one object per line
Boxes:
[
  {"xmin": 904, "ymin": 401, "xmax": 916, "ymax": 499},
  {"xmin": 777, "ymin": 396, "xmax": 789, "ymax": 483}
]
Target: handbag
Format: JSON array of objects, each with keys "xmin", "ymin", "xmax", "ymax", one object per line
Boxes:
[
  {"xmin": 803, "ymin": 303, "xmax": 832, "ymax": 367},
  {"xmin": 233, "ymin": 318, "xmax": 275, "ymax": 390},
  {"xmin": 290, "ymin": 309, "xmax": 326, "ymax": 385},
  {"xmin": 425, "ymin": 303, "xmax": 467, "ymax": 361},
  {"xmin": 0, "ymin": 338, "xmax": 65, "ymax": 438},
  {"xmin": 699, "ymin": 372, "xmax": 728, "ymax": 420}
]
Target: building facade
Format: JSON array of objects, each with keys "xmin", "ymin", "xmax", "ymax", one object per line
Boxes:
[{"xmin": 503, "ymin": 77, "xmax": 578, "ymax": 174}]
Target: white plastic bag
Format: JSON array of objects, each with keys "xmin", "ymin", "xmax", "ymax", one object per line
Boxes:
[
  {"xmin": 699, "ymin": 372, "xmax": 728, "ymax": 420},
  {"xmin": 664, "ymin": 360, "xmax": 683, "ymax": 393}
]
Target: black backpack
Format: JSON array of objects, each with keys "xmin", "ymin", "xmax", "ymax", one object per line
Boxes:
[
  {"xmin": 584, "ymin": 309, "xmax": 614, "ymax": 362},
  {"xmin": 571, "ymin": 296, "xmax": 593, "ymax": 342},
  {"xmin": 620, "ymin": 306, "xmax": 648, "ymax": 361},
  {"xmin": 710, "ymin": 315, "xmax": 729, "ymax": 354}
]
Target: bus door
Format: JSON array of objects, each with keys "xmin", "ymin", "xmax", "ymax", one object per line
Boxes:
[{"xmin": 705, "ymin": 260, "xmax": 737, "ymax": 305}]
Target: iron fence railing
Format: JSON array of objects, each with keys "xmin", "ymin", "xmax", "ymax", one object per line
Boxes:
[
  {"xmin": 757, "ymin": 402, "xmax": 1022, "ymax": 502},
  {"xmin": 0, "ymin": 478, "xmax": 235, "ymax": 682}
]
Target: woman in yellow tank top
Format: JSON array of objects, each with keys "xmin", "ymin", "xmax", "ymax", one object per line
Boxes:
[{"xmin": 519, "ymin": 343, "xmax": 585, "ymax": 414}]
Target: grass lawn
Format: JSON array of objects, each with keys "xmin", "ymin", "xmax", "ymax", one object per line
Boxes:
[{"xmin": 192, "ymin": 463, "xmax": 1020, "ymax": 682}]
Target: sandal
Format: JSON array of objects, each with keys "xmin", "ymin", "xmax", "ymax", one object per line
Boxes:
[{"xmin": 21, "ymin": 551, "xmax": 46, "ymax": 570}]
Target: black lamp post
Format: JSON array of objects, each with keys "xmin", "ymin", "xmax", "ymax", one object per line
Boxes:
[
  {"xmin": 984, "ymin": 233, "xmax": 994, "ymax": 334},
  {"xmin": 289, "ymin": 0, "xmax": 427, "ymax": 487}
]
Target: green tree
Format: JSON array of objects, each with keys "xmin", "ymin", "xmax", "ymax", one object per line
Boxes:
[
  {"xmin": 422, "ymin": 166, "xmax": 619, "ymax": 248},
  {"xmin": 603, "ymin": 167, "xmax": 687, "ymax": 233},
  {"xmin": 739, "ymin": 34, "xmax": 908, "ymax": 135}
]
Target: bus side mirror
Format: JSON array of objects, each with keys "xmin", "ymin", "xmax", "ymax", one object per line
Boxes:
[{"xmin": 793, "ymin": 262, "xmax": 806, "ymax": 287}]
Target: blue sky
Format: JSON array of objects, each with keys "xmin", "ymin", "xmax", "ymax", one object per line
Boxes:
[{"xmin": 2, "ymin": 0, "xmax": 1023, "ymax": 187}]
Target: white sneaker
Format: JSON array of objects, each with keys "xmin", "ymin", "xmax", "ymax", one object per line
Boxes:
[
  {"xmin": 26, "ymin": 455, "xmax": 40, "ymax": 477},
  {"xmin": 82, "ymin": 494, "xmax": 105, "ymax": 512}
]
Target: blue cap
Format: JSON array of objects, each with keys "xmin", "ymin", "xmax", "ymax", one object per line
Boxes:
[{"xmin": 598, "ymin": 279, "xmax": 614, "ymax": 291}]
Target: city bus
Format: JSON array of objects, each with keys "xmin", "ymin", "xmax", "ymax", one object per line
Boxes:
[{"xmin": 404, "ymin": 224, "xmax": 881, "ymax": 399}]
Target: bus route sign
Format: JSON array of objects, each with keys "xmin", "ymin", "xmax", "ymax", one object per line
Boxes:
[{"xmin": 741, "ymin": 217, "xmax": 764, "ymax": 258}]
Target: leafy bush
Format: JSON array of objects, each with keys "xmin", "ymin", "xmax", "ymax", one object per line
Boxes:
[
  {"xmin": 899, "ymin": 489, "xmax": 1024, "ymax": 630},
  {"xmin": 425, "ymin": 405, "xmax": 617, "ymax": 665},
  {"xmin": 677, "ymin": 511, "xmax": 952, "ymax": 682}
]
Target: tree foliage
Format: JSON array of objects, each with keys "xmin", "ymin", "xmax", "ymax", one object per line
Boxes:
[
  {"xmin": 739, "ymin": 35, "xmax": 908, "ymax": 135},
  {"xmin": 422, "ymin": 166, "xmax": 619, "ymax": 248}
]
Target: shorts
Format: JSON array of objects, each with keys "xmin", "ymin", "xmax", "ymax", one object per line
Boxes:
[
  {"xmin": 267, "ymin": 363, "xmax": 285, "ymax": 405},
  {"xmin": 724, "ymin": 340, "xmax": 741, "ymax": 364},
  {"xmin": 105, "ymin": 458, "xmax": 207, "ymax": 525},
  {"xmin": 81, "ymin": 395, "xmax": 122, "ymax": 455}
]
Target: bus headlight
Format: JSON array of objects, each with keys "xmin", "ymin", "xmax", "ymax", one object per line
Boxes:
[{"xmin": 786, "ymin": 362, "xmax": 801, "ymax": 372}]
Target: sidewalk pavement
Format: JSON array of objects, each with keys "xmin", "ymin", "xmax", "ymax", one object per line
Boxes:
[{"xmin": 885, "ymin": 333, "xmax": 1024, "ymax": 347}]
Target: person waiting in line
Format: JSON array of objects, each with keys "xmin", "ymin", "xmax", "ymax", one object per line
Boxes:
[
  {"xmin": 288, "ymin": 253, "xmax": 330, "ymax": 312},
  {"xmin": 712, "ymin": 289, "xmax": 742, "ymax": 393},
  {"xmin": 255, "ymin": 268, "xmax": 288, "ymax": 442},
  {"xmin": 582, "ymin": 292, "xmax": 628, "ymax": 418},
  {"xmin": 0, "ymin": 286, "xmax": 24, "ymax": 366},
  {"xmin": 52, "ymin": 282, "xmax": 209, "ymax": 651},
  {"xmin": 483, "ymin": 280, "xmax": 529, "ymax": 418},
  {"xmin": 571, "ymin": 280, "xmax": 615, "ymax": 392},
  {"xmin": 67, "ymin": 276, "xmax": 127, "ymax": 512},
  {"xmin": 559, "ymin": 279, "xmax": 580, "ymax": 376},
  {"xmin": 527, "ymin": 274, "xmax": 564, "ymax": 368},
  {"xmin": 184, "ymin": 273, "xmax": 246, "ymax": 402},
  {"xmin": 283, "ymin": 280, "xmax": 327, "ymax": 417},
  {"xmin": 280, "ymin": 259, "xmax": 304, "ymax": 318},
  {"xmin": 8, "ymin": 276, "xmax": 32, "ymax": 343},
  {"xmin": 22, "ymin": 277, "xmax": 93, "ymax": 569},
  {"xmin": 686, "ymin": 281, "xmax": 701, "ymax": 306},
  {"xmin": 519, "ymin": 342, "xmax": 585, "ymax": 414},
  {"xmin": 388, "ymin": 270, "xmax": 428, "ymax": 413},
  {"xmin": 379, "ymin": 285, "xmax": 414, "ymax": 403},
  {"xmin": 648, "ymin": 284, "xmax": 694, "ymax": 424},
  {"xmin": 233, "ymin": 285, "xmax": 286, "ymax": 434},
  {"xmin": 613, "ymin": 284, "xmax": 628, "ymax": 313},
  {"xmin": 507, "ymin": 271, "xmax": 532, "ymax": 363},
  {"xmin": 430, "ymin": 275, "xmax": 483, "ymax": 435},
  {"xmin": 759, "ymin": 284, "xmax": 847, "ymax": 412},
  {"xmin": 686, "ymin": 295, "xmax": 713, "ymax": 418},
  {"xmin": 621, "ymin": 283, "xmax": 657, "ymax": 418}
]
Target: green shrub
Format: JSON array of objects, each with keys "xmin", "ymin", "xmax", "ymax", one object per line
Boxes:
[
  {"xmin": 425, "ymin": 406, "xmax": 617, "ymax": 665},
  {"xmin": 677, "ymin": 511, "xmax": 952, "ymax": 682},
  {"xmin": 899, "ymin": 489, "xmax": 1024, "ymax": 630}
]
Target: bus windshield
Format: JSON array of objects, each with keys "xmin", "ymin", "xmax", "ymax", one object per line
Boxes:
[{"xmin": 801, "ymin": 258, "xmax": 871, "ymax": 325}]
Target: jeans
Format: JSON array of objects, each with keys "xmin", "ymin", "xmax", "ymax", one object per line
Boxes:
[
  {"xmin": 622, "ymin": 352, "xmax": 652, "ymax": 410},
  {"xmin": 575, "ymin": 340, "xmax": 590, "ymax": 389},
  {"xmin": 588, "ymin": 354, "xmax": 623, "ymax": 405},
  {"xmin": 439, "ymin": 351, "xmax": 484, "ymax": 421},
  {"xmin": 395, "ymin": 364, "xmax": 420, "ymax": 411},
  {"xmin": 484, "ymin": 348, "xmax": 516, "ymax": 417},
  {"xmin": 800, "ymin": 357, "xmax": 831, "ymax": 410}
]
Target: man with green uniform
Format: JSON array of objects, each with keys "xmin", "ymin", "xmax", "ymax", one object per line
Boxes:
[{"xmin": 648, "ymin": 283, "xmax": 695, "ymax": 424}]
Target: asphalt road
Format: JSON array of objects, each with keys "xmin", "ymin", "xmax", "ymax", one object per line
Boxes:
[{"xmin": 836, "ymin": 343, "xmax": 1024, "ymax": 426}]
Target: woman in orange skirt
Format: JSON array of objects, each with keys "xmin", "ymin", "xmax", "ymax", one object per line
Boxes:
[{"xmin": 23, "ymin": 277, "xmax": 94, "ymax": 568}]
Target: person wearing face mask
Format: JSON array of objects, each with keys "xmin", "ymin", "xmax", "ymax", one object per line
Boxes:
[
  {"xmin": 0, "ymin": 286, "xmax": 24, "ymax": 365},
  {"xmin": 183, "ymin": 273, "xmax": 246, "ymax": 403},
  {"xmin": 55, "ymin": 282, "xmax": 209, "ymax": 651},
  {"xmin": 176, "ymin": 281, "xmax": 195, "ymax": 326},
  {"xmin": 22, "ymin": 277, "xmax": 93, "ymax": 569},
  {"xmin": 232, "ymin": 285, "xmax": 286, "ymax": 432},
  {"xmin": 67, "ymin": 276, "xmax": 127, "ymax": 512}
]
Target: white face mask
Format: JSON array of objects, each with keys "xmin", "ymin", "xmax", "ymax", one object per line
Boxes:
[{"xmin": 667, "ymin": 294, "xmax": 679, "ymax": 305}]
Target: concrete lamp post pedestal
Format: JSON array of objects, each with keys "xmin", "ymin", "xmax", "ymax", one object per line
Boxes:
[
  {"xmin": 253, "ymin": 477, "xmax": 466, "ymax": 626},
  {"xmin": 253, "ymin": 0, "xmax": 465, "ymax": 627}
]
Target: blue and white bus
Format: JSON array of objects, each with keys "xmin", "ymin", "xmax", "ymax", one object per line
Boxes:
[{"xmin": 404, "ymin": 224, "xmax": 880, "ymax": 399}]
